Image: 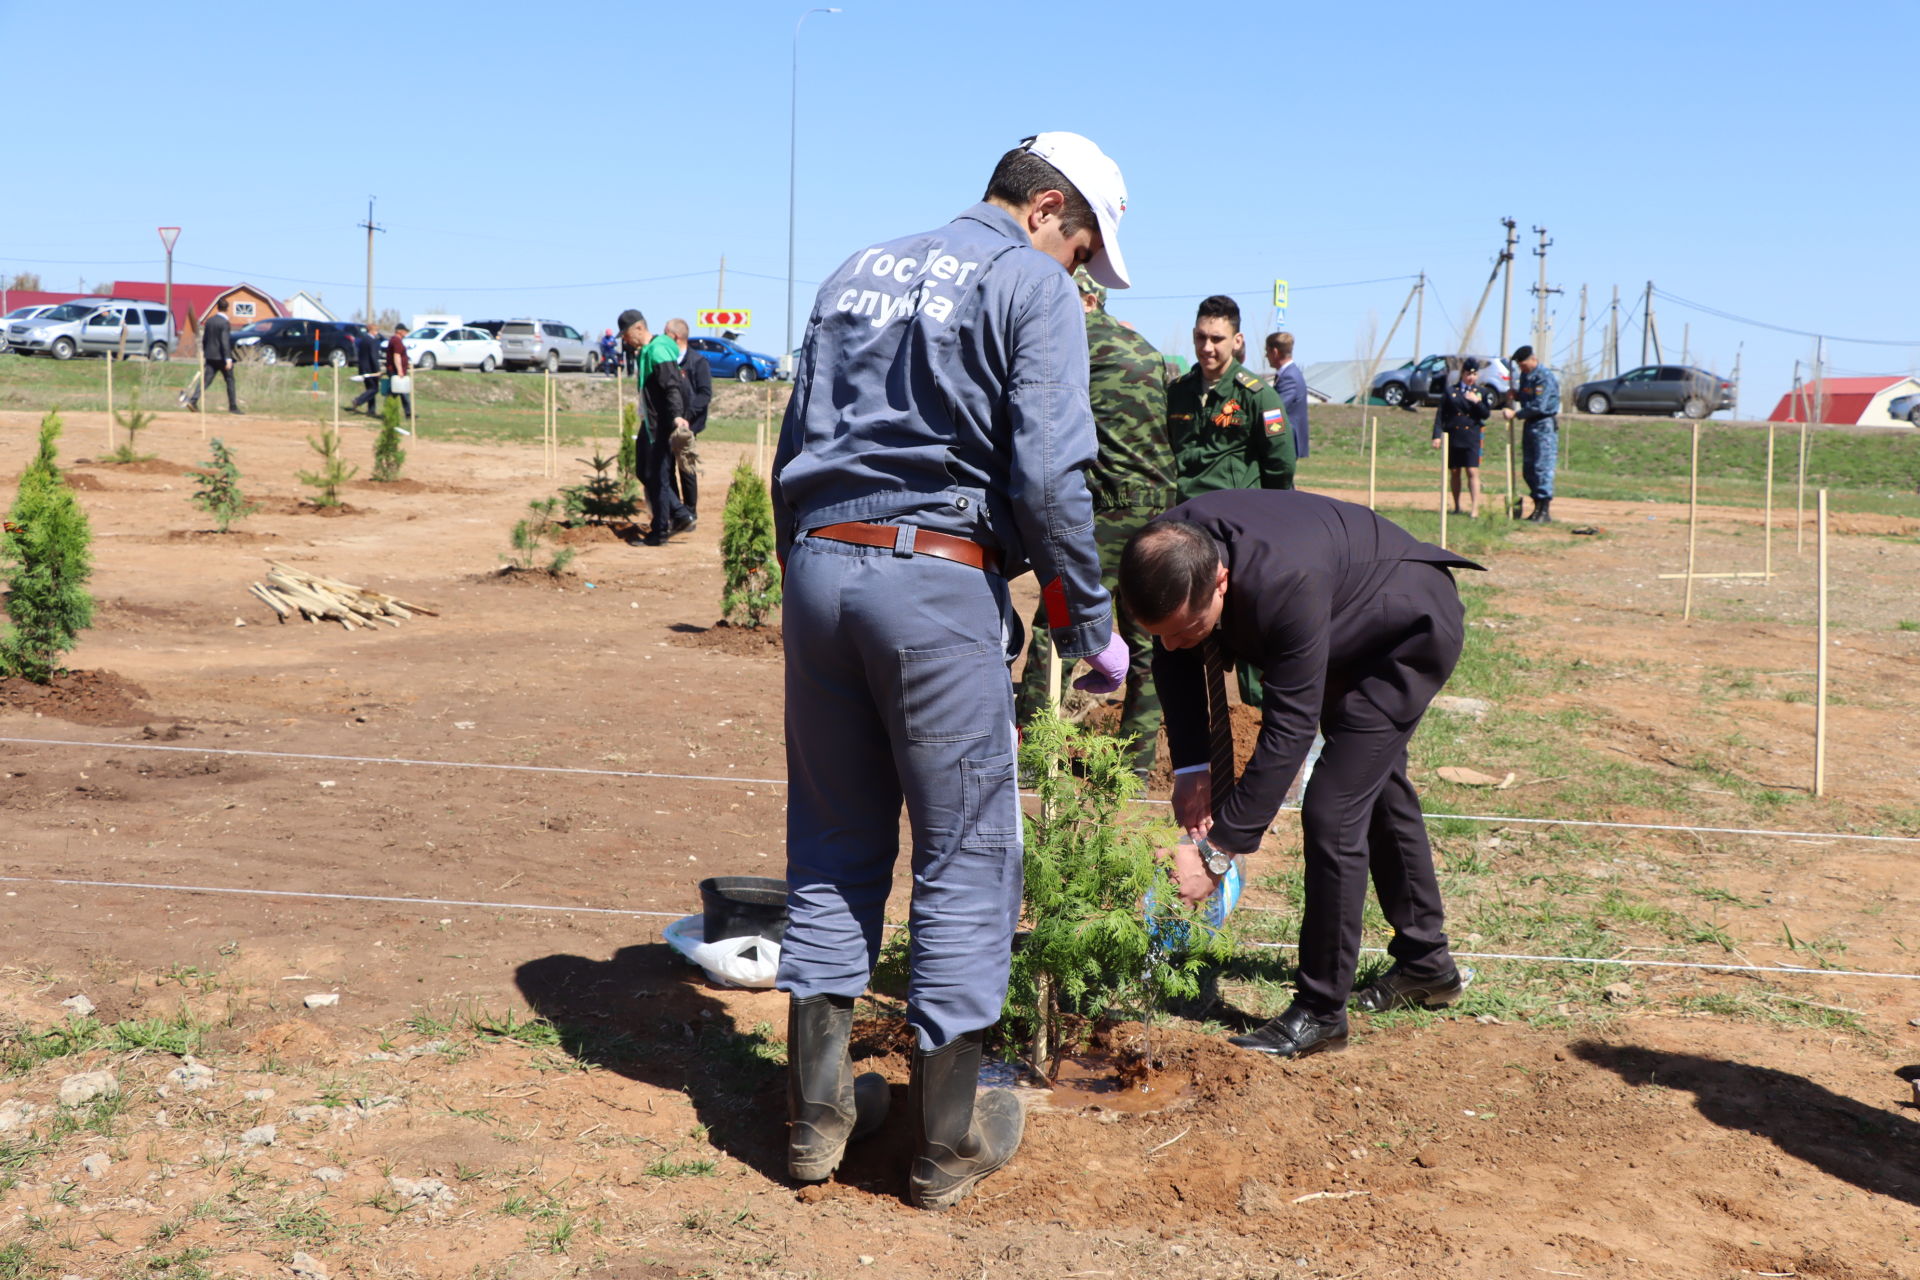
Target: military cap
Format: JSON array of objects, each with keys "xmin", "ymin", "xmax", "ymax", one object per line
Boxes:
[{"xmin": 1073, "ymin": 267, "xmax": 1107, "ymax": 309}]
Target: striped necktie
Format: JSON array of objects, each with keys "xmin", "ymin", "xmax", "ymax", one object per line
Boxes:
[{"xmin": 1202, "ymin": 634, "xmax": 1236, "ymax": 803}]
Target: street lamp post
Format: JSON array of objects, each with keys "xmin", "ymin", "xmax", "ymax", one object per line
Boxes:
[
  {"xmin": 784, "ymin": 5, "xmax": 841, "ymax": 378},
  {"xmin": 158, "ymin": 227, "xmax": 181, "ymax": 328}
]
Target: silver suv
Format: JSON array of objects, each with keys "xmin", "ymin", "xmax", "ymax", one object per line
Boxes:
[
  {"xmin": 5, "ymin": 298, "xmax": 176, "ymax": 361},
  {"xmin": 489, "ymin": 319, "xmax": 597, "ymax": 373}
]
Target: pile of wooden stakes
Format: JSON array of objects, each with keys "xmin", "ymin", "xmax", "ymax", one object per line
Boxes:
[{"xmin": 248, "ymin": 562, "xmax": 437, "ymax": 632}]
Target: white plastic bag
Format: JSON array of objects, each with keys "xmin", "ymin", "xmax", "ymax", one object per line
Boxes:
[{"xmin": 663, "ymin": 914, "xmax": 781, "ymax": 989}]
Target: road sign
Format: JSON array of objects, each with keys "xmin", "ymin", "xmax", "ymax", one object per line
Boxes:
[
  {"xmin": 1272, "ymin": 279, "xmax": 1288, "ymax": 309},
  {"xmin": 698, "ymin": 308, "xmax": 751, "ymax": 329},
  {"xmin": 158, "ymin": 227, "xmax": 181, "ymax": 252}
]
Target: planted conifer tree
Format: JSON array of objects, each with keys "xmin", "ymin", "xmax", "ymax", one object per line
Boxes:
[
  {"xmin": 1, "ymin": 412, "xmax": 95, "ymax": 682},
  {"xmin": 562, "ymin": 453, "xmax": 640, "ymax": 525},
  {"xmin": 1008, "ymin": 714, "xmax": 1231, "ymax": 1066},
  {"xmin": 108, "ymin": 390, "xmax": 155, "ymax": 464},
  {"xmin": 371, "ymin": 396, "xmax": 407, "ymax": 482},
  {"xmin": 299, "ymin": 429, "xmax": 358, "ymax": 507},
  {"xmin": 719, "ymin": 460, "xmax": 781, "ymax": 627},
  {"xmin": 185, "ymin": 438, "xmax": 256, "ymax": 533}
]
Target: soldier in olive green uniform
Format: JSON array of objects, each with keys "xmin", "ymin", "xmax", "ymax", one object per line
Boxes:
[
  {"xmin": 1015, "ymin": 269, "xmax": 1178, "ymax": 775},
  {"xmin": 1166, "ymin": 294, "xmax": 1295, "ymax": 499},
  {"xmin": 1167, "ymin": 294, "xmax": 1295, "ymax": 703}
]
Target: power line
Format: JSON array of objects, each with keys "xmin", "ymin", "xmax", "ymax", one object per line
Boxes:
[{"xmin": 1653, "ymin": 287, "xmax": 1920, "ymax": 348}]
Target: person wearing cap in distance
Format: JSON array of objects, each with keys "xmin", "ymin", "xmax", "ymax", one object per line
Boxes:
[
  {"xmin": 1501, "ymin": 345, "xmax": 1561, "ymax": 522},
  {"xmin": 1117, "ymin": 489, "xmax": 1483, "ymax": 1059},
  {"xmin": 1431, "ymin": 357, "xmax": 1491, "ymax": 518},
  {"xmin": 772, "ymin": 132, "xmax": 1132, "ymax": 1210},
  {"xmin": 617, "ymin": 309, "xmax": 695, "ymax": 545}
]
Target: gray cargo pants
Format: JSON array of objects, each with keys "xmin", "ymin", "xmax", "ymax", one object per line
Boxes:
[{"xmin": 776, "ymin": 533, "xmax": 1024, "ymax": 1052}]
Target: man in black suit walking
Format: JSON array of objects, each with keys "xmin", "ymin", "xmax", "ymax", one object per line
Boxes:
[
  {"xmin": 348, "ymin": 320, "xmax": 385, "ymax": 417},
  {"xmin": 184, "ymin": 297, "xmax": 239, "ymax": 413},
  {"xmin": 1119, "ymin": 488, "xmax": 1482, "ymax": 1058}
]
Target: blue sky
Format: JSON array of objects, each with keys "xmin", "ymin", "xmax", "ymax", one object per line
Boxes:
[{"xmin": 4, "ymin": 0, "xmax": 1915, "ymax": 418}]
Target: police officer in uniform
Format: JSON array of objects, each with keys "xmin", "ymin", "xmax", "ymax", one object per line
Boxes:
[
  {"xmin": 1166, "ymin": 294, "xmax": 1295, "ymax": 500},
  {"xmin": 1503, "ymin": 345, "xmax": 1561, "ymax": 522},
  {"xmin": 773, "ymin": 133, "xmax": 1133, "ymax": 1210},
  {"xmin": 1014, "ymin": 267, "xmax": 1176, "ymax": 777}
]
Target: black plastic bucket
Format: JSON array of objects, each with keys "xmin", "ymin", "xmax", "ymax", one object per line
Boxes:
[{"xmin": 699, "ymin": 876, "xmax": 790, "ymax": 944}]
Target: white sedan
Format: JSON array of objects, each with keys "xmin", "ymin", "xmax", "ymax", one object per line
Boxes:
[{"xmin": 403, "ymin": 325, "xmax": 503, "ymax": 372}]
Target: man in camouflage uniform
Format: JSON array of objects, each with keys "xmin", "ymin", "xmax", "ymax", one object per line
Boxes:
[
  {"xmin": 1016, "ymin": 269, "xmax": 1177, "ymax": 775},
  {"xmin": 1166, "ymin": 294, "xmax": 1295, "ymax": 499}
]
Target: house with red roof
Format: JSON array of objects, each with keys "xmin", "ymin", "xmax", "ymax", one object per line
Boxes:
[
  {"xmin": 110, "ymin": 281, "xmax": 283, "ymax": 348},
  {"xmin": 1766, "ymin": 375, "xmax": 1920, "ymax": 428}
]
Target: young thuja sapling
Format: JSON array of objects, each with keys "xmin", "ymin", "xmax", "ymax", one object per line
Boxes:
[
  {"xmin": 1, "ymin": 412, "xmax": 95, "ymax": 682},
  {"xmin": 502, "ymin": 496, "xmax": 576, "ymax": 576},
  {"xmin": 298, "ymin": 427, "xmax": 358, "ymax": 508},
  {"xmin": 371, "ymin": 396, "xmax": 407, "ymax": 482},
  {"xmin": 719, "ymin": 460, "xmax": 781, "ymax": 627},
  {"xmin": 1008, "ymin": 714, "xmax": 1232, "ymax": 1075},
  {"xmin": 107, "ymin": 390, "xmax": 156, "ymax": 463}
]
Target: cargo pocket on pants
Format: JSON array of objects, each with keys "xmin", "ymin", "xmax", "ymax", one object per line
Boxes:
[
  {"xmin": 900, "ymin": 640, "xmax": 999, "ymax": 744},
  {"xmin": 960, "ymin": 753, "xmax": 1020, "ymax": 850}
]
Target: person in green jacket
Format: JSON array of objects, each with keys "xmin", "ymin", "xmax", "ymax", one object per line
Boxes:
[
  {"xmin": 1015, "ymin": 268, "xmax": 1178, "ymax": 774},
  {"xmin": 1166, "ymin": 294, "xmax": 1295, "ymax": 499}
]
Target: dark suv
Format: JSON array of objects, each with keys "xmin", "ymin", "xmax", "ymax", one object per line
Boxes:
[
  {"xmin": 1573, "ymin": 365, "xmax": 1734, "ymax": 419},
  {"xmin": 232, "ymin": 318, "xmax": 368, "ymax": 367}
]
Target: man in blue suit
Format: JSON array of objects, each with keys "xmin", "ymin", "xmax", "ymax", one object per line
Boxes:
[{"xmin": 1265, "ymin": 331, "xmax": 1309, "ymax": 461}]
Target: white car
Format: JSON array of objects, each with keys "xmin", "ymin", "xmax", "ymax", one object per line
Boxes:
[
  {"xmin": 0, "ymin": 305, "xmax": 54, "ymax": 352},
  {"xmin": 403, "ymin": 324, "xmax": 502, "ymax": 372}
]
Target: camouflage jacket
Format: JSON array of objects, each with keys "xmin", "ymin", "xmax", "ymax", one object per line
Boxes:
[
  {"xmin": 1084, "ymin": 307, "xmax": 1177, "ymax": 511},
  {"xmin": 1166, "ymin": 357, "xmax": 1296, "ymax": 499}
]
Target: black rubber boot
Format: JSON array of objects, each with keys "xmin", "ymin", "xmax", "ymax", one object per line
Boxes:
[
  {"xmin": 679, "ymin": 470, "xmax": 698, "ymax": 520},
  {"xmin": 787, "ymin": 994, "xmax": 889, "ymax": 1183},
  {"xmin": 1535, "ymin": 498, "xmax": 1553, "ymax": 523},
  {"xmin": 908, "ymin": 1030, "xmax": 1026, "ymax": 1211}
]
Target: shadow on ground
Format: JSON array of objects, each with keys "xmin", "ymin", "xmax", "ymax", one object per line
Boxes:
[{"xmin": 1573, "ymin": 1041, "xmax": 1920, "ymax": 1207}]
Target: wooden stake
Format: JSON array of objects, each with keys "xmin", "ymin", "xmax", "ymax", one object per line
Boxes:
[
  {"xmin": 1366, "ymin": 414, "xmax": 1378, "ymax": 510},
  {"xmin": 1503, "ymin": 435, "xmax": 1513, "ymax": 524},
  {"xmin": 1795, "ymin": 414, "xmax": 1809, "ymax": 554},
  {"xmin": 1046, "ymin": 647, "xmax": 1063, "ymax": 716},
  {"xmin": 1657, "ymin": 571, "xmax": 1774, "ymax": 580},
  {"xmin": 105, "ymin": 345, "xmax": 115, "ymax": 452},
  {"xmin": 1764, "ymin": 421, "xmax": 1775, "ymax": 580},
  {"xmin": 759, "ymin": 385, "xmax": 772, "ymax": 477},
  {"xmin": 1437, "ymin": 432, "xmax": 1449, "ymax": 551},
  {"xmin": 1814, "ymin": 488, "xmax": 1828, "ymax": 797},
  {"xmin": 1682, "ymin": 417, "xmax": 1700, "ymax": 621},
  {"xmin": 331, "ymin": 364, "xmax": 339, "ymax": 439}
]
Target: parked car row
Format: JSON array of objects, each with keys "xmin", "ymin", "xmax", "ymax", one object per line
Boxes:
[
  {"xmin": 3, "ymin": 299, "xmax": 176, "ymax": 361},
  {"xmin": 233, "ymin": 318, "xmax": 367, "ymax": 367},
  {"xmin": 687, "ymin": 334, "xmax": 779, "ymax": 382}
]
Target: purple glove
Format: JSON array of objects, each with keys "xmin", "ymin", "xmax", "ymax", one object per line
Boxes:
[{"xmin": 1072, "ymin": 629, "xmax": 1130, "ymax": 694}]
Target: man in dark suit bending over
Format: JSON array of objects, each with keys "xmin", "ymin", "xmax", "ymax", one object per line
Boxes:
[{"xmin": 1119, "ymin": 488, "xmax": 1482, "ymax": 1058}]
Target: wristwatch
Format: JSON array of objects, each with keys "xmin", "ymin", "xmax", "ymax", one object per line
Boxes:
[{"xmin": 1195, "ymin": 835, "xmax": 1234, "ymax": 877}]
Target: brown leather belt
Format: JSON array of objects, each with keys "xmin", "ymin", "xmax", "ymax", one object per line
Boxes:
[{"xmin": 807, "ymin": 521, "xmax": 1001, "ymax": 574}]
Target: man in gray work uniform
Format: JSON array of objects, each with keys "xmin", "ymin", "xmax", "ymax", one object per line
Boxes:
[{"xmin": 773, "ymin": 132, "xmax": 1133, "ymax": 1210}]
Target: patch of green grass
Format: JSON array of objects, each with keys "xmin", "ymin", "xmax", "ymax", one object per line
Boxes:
[
  {"xmin": 644, "ymin": 1156, "xmax": 718, "ymax": 1179},
  {"xmin": 139, "ymin": 1246, "xmax": 215, "ymax": 1279},
  {"xmin": 104, "ymin": 1010, "xmax": 207, "ymax": 1056},
  {"xmin": 1, "ymin": 1017, "xmax": 103, "ymax": 1074},
  {"xmin": 269, "ymin": 1203, "xmax": 334, "ymax": 1243},
  {"xmin": 0, "ymin": 1242, "xmax": 39, "ymax": 1280},
  {"xmin": 1897, "ymin": 619, "xmax": 1920, "ymax": 632}
]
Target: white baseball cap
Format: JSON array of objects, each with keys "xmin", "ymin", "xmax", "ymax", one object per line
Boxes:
[{"xmin": 1021, "ymin": 132, "xmax": 1130, "ymax": 290}]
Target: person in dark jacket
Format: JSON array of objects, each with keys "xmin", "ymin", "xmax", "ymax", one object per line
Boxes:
[
  {"xmin": 1120, "ymin": 489, "xmax": 1483, "ymax": 1059},
  {"xmin": 184, "ymin": 298, "xmax": 239, "ymax": 413},
  {"xmin": 1430, "ymin": 357, "xmax": 1491, "ymax": 517},
  {"xmin": 618, "ymin": 309, "xmax": 694, "ymax": 544},
  {"xmin": 665, "ymin": 318, "xmax": 712, "ymax": 519},
  {"xmin": 348, "ymin": 321, "xmax": 384, "ymax": 417},
  {"xmin": 1265, "ymin": 331, "xmax": 1310, "ymax": 461},
  {"xmin": 384, "ymin": 323, "xmax": 413, "ymax": 421}
]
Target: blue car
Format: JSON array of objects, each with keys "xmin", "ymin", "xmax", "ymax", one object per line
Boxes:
[{"xmin": 687, "ymin": 335, "xmax": 778, "ymax": 383}]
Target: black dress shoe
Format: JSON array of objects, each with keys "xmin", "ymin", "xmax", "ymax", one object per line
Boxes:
[
  {"xmin": 1350, "ymin": 964, "xmax": 1467, "ymax": 1014},
  {"xmin": 1226, "ymin": 1004, "xmax": 1347, "ymax": 1058}
]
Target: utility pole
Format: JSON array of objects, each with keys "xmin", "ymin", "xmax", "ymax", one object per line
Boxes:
[
  {"xmin": 1731, "ymin": 343, "xmax": 1742, "ymax": 418},
  {"xmin": 1412, "ymin": 271, "xmax": 1425, "ymax": 361},
  {"xmin": 1811, "ymin": 336, "xmax": 1826, "ymax": 425},
  {"xmin": 1458, "ymin": 220, "xmax": 1517, "ymax": 353},
  {"xmin": 357, "ymin": 197, "xmax": 385, "ymax": 325},
  {"xmin": 1608, "ymin": 285, "xmax": 1620, "ymax": 377},
  {"xmin": 1529, "ymin": 225, "xmax": 1560, "ymax": 363},
  {"xmin": 1574, "ymin": 284, "xmax": 1588, "ymax": 381},
  {"xmin": 716, "ymin": 254, "xmax": 727, "ymax": 312},
  {"xmin": 1643, "ymin": 280, "xmax": 1661, "ymax": 365},
  {"xmin": 1682, "ymin": 322, "xmax": 1690, "ymax": 367},
  {"xmin": 1497, "ymin": 217, "xmax": 1518, "ymax": 356}
]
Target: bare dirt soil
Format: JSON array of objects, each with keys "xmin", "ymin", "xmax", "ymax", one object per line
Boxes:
[{"xmin": 0, "ymin": 407, "xmax": 1915, "ymax": 1280}]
